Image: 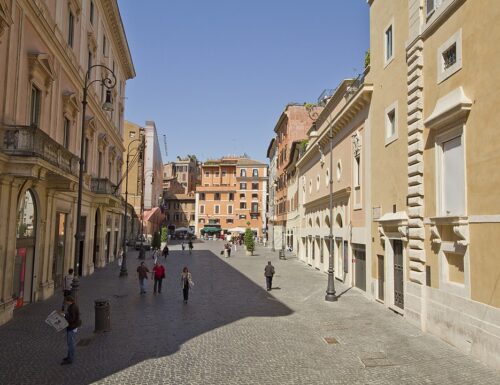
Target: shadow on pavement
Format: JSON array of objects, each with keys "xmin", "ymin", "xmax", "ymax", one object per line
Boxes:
[{"xmin": 0, "ymin": 248, "xmax": 293, "ymax": 385}]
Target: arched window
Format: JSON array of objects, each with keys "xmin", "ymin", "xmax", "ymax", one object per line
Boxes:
[
  {"xmin": 17, "ymin": 189, "xmax": 36, "ymax": 238},
  {"xmin": 240, "ymin": 169, "xmax": 246, "ymax": 177}
]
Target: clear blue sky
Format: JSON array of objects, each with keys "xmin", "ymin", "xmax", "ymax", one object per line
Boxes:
[{"xmin": 118, "ymin": 0, "xmax": 369, "ymax": 163}]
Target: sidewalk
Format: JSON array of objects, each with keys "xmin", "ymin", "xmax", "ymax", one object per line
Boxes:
[{"xmin": 0, "ymin": 241, "xmax": 498, "ymax": 385}]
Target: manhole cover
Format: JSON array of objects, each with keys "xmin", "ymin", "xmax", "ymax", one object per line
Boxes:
[
  {"xmin": 324, "ymin": 337, "xmax": 339, "ymax": 344},
  {"xmin": 77, "ymin": 338, "xmax": 92, "ymax": 347}
]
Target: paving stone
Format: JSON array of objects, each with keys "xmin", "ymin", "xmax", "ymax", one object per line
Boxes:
[{"xmin": 0, "ymin": 240, "xmax": 498, "ymax": 385}]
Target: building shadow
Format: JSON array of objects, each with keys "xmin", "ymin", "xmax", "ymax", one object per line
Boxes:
[{"xmin": 0, "ymin": 249, "xmax": 293, "ymax": 385}]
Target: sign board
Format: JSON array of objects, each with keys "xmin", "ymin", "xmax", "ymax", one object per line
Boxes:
[{"xmin": 45, "ymin": 310, "xmax": 68, "ymax": 332}]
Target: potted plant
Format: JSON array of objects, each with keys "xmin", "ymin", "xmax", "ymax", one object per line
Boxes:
[
  {"xmin": 244, "ymin": 228, "xmax": 255, "ymax": 256},
  {"xmin": 160, "ymin": 226, "xmax": 168, "ymax": 250}
]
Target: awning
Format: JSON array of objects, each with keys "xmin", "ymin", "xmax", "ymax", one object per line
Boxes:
[
  {"xmin": 227, "ymin": 227, "xmax": 246, "ymax": 233},
  {"xmin": 201, "ymin": 227, "xmax": 222, "ymax": 233}
]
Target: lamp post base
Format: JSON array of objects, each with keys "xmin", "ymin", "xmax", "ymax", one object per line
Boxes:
[
  {"xmin": 119, "ymin": 269, "xmax": 128, "ymax": 277},
  {"xmin": 325, "ymin": 293, "xmax": 338, "ymax": 302}
]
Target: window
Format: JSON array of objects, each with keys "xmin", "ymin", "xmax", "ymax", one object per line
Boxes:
[
  {"xmin": 62, "ymin": 117, "xmax": 70, "ymax": 148},
  {"xmin": 251, "ymin": 203, "xmax": 258, "ymax": 213},
  {"xmin": 103, "ymin": 35, "xmax": 107, "ymax": 56},
  {"xmin": 228, "ymin": 205, "xmax": 233, "ymax": 214},
  {"xmin": 240, "ymin": 169, "xmax": 246, "ymax": 177},
  {"xmin": 251, "ymin": 182, "xmax": 259, "ymax": 190},
  {"xmin": 336, "ymin": 160, "xmax": 342, "ymax": 181},
  {"xmin": 240, "ymin": 202, "xmax": 247, "ymax": 209},
  {"xmin": 239, "ymin": 214, "xmax": 246, "ymax": 220},
  {"xmin": 68, "ymin": 11, "xmax": 75, "ymax": 47},
  {"xmin": 316, "ymin": 175, "xmax": 320, "ymax": 191},
  {"xmin": 426, "ymin": 0, "xmax": 443, "ymax": 17},
  {"xmin": 354, "ymin": 155, "xmax": 361, "ymax": 187},
  {"xmin": 205, "ymin": 171, "xmax": 209, "ymax": 177},
  {"xmin": 30, "ymin": 85, "xmax": 41, "ymax": 127},
  {"xmin": 222, "ymin": 171, "xmax": 226, "ymax": 177},
  {"xmin": 226, "ymin": 218, "xmax": 234, "ymax": 224},
  {"xmin": 384, "ymin": 22, "xmax": 394, "ymax": 66},
  {"xmin": 199, "ymin": 193, "xmax": 205, "ymax": 200},
  {"xmin": 437, "ymin": 30, "xmax": 462, "ymax": 84},
  {"xmin": 229, "ymin": 193, "xmax": 234, "ymax": 201},
  {"xmin": 108, "ymin": 160, "xmax": 112, "ymax": 179},
  {"xmin": 175, "ymin": 213, "xmax": 180, "ymax": 221},
  {"xmin": 199, "ymin": 218, "xmax": 205, "ymax": 224},
  {"xmin": 90, "ymin": 1, "xmax": 94, "ymax": 24},
  {"xmin": 175, "ymin": 203, "xmax": 180, "ymax": 209},
  {"xmin": 214, "ymin": 193, "xmax": 220, "ymax": 200},
  {"xmin": 240, "ymin": 182, "xmax": 247, "ymax": 190},
  {"xmin": 240, "ymin": 193, "xmax": 245, "ymax": 199},
  {"xmin": 438, "ymin": 133, "xmax": 465, "ymax": 216},
  {"xmin": 214, "ymin": 205, "xmax": 220, "ymax": 214},
  {"xmin": 385, "ymin": 102, "xmax": 398, "ymax": 145},
  {"xmin": 252, "ymin": 193, "xmax": 258, "ymax": 200},
  {"xmin": 252, "ymin": 169, "xmax": 258, "ymax": 177},
  {"xmin": 88, "ymin": 50, "xmax": 93, "ymax": 70},
  {"xmin": 97, "ymin": 151, "xmax": 103, "ymax": 177}
]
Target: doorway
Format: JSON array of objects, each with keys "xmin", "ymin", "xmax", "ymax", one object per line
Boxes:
[
  {"xmin": 14, "ymin": 189, "xmax": 37, "ymax": 308},
  {"xmin": 378, "ymin": 255, "xmax": 385, "ymax": 301},
  {"xmin": 52, "ymin": 213, "xmax": 67, "ymax": 288},
  {"xmin": 93, "ymin": 210, "xmax": 100, "ymax": 267},
  {"xmin": 353, "ymin": 244, "xmax": 366, "ymax": 291},
  {"xmin": 393, "ymin": 240, "xmax": 404, "ymax": 309}
]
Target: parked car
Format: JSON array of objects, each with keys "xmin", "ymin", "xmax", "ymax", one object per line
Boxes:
[{"xmin": 134, "ymin": 235, "xmax": 151, "ymax": 250}]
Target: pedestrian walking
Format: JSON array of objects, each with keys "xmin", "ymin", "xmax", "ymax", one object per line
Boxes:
[
  {"xmin": 181, "ymin": 266, "xmax": 194, "ymax": 304},
  {"xmin": 136, "ymin": 262, "xmax": 150, "ymax": 294},
  {"xmin": 61, "ymin": 268, "xmax": 74, "ymax": 311},
  {"xmin": 181, "ymin": 241, "xmax": 185, "ymax": 251},
  {"xmin": 162, "ymin": 244, "xmax": 169, "ymax": 259},
  {"xmin": 60, "ymin": 295, "xmax": 81, "ymax": 365},
  {"xmin": 117, "ymin": 248, "xmax": 123, "ymax": 267},
  {"xmin": 264, "ymin": 261, "xmax": 275, "ymax": 291},
  {"xmin": 188, "ymin": 240, "xmax": 193, "ymax": 254},
  {"xmin": 152, "ymin": 262, "xmax": 166, "ymax": 294},
  {"xmin": 225, "ymin": 243, "xmax": 231, "ymax": 258}
]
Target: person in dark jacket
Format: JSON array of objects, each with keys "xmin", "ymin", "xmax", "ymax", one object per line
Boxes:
[
  {"xmin": 162, "ymin": 245, "xmax": 169, "ymax": 259},
  {"xmin": 137, "ymin": 262, "xmax": 150, "ymax": 294},
  {"xmin": 264, "ymin": 261, "xmax": 275, "ymax": 291},
  {"xmin": 61, "ymin": 295, "xmax": 80, "ymax": 365}
]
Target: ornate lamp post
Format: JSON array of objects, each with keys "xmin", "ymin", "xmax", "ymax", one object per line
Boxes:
[
  {"xmin": 119, "ymin": 135, "xmax": 144, "ymax": 277},
  {"xmin": 73, "ymin": 64, "xmax": 116, "ymax": 300},
  {"xmin": 306, "ymin": 104, "xmax": 337, "ymax": 302}
]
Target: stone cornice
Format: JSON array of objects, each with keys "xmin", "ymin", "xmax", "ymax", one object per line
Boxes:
[
  {"xmin": 101, "ymin": 0, "xmax": 136, "ymax": 79},
  {"xmin": 304, "ymin": 187, "xmax": 351, "ymax": 209},
  {"xmin": 0, "ymin": 0, "xmax": 13, "ymax": 41}
]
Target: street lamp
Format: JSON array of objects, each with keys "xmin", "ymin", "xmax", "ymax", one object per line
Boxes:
[
  {"xmin": 119, "ymin": 135, "xmax": 144, "ymax": 277},
  {"xmin": 306, "ymin": 105, "xmax": 337, "ymax": 302},
  {"xmin": 325, "ymin": 127, "xmax": 337, "ymax": 301},
  {"xmin": 73, "ymin": 64, "xmax": 116, "ymax": 300}
]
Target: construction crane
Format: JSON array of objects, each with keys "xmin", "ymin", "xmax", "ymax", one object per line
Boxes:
[{"xmin": 163, "ymin": 134, "xmax": 168, "ymax": 158}]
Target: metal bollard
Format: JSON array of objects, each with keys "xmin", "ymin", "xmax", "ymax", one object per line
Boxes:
[{"xmin": 94, "ymin": 299, "xmax": 111, "ymax": 332}]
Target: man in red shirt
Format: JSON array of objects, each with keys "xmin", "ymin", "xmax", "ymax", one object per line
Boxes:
[{"xmin": 152, "ymin": 262, "xmax": 166, "ymax": 294}]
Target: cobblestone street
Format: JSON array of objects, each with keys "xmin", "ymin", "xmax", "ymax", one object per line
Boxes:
[{"xmin": 0, "ymin": 241, "xmax": 499, "ymax": 385}]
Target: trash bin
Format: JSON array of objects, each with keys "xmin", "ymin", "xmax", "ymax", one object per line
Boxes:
[
  {"xmin": 94, "ymin": 299, "xmax": 110, "ymax": 332},
  {"xmin": 279, "ymin": 249, "xmax": 286, "ymax": 260}
]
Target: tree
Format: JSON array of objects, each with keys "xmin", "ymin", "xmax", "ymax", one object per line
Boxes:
[
  {"xmin": 244, "ymin": 228, "xmax": 255, "ymax": 254},
  {"xmin": 161, "ymin": 227, "xmax": 168, "ymax": 243},
  {"xmin": 152, "ymin": 231, "xmax": 161, "ymax": 249}
]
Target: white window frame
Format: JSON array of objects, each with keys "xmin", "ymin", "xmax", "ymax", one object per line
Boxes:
[
  {"xmin": 426, "ymin": 0, "xmax": 443, "ymax": 18},
  {"xmin": 228, "ymin": 205, "xmax": 233, "ymax": 214},
  {"xmin": 384, "ymin": 101, "xmax": 398, "ymax": 146},
  {"xmin": 214, "ymin": 205, "xmax": 220, "ymax": 214},
  {"xmin": 435, "ymin": 125, "xmax": 466, "ymax": 217},
  {"xmin": 199, "ymin": 205, "xmax": 205, "ymax": 214},
  {"xmin": 437, "ymin": 29, "xmax": 462, "ymax": 84},
  {"xmin": 384, "ymin": 19, "xmax": 395, "ymax": 68}
]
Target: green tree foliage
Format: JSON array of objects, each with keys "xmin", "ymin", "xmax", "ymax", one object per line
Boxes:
[
  {"xmin": 152, "ymin": 231, "xmax": 161, "ymax": 249},
  {"xmin": 161, "ymin": 227, "xmax": 168, "ymax": 243},
  {"xmin": 244, "ymin": 228, "xmax": 255, "ymax": 253}
]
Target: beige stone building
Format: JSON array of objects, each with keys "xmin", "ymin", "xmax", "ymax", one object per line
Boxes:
[
  {"xmin": 195, "ymin": 157, "xmax": 268, "ymax": 237},
  {"xmin": 0, "ymin": 0, "xmax": 134, "ymax": 325},
  {"xmin": 164, "ymin": 192, "xmax": 196, "ymax": 233},
  {"xmin": 297, "ymin": 78, "xmax": 372, "ymax": 289},
  {"xmin": 368, "ymin": 0, "xmax": 500, "ymax": 369}
]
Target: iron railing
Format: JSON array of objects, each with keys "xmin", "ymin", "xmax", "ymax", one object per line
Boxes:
[{"xmin": 0, "ymin": 124, "xmax": 79, "ymax": 176}]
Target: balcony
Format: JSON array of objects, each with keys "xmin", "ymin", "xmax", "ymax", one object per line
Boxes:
[
  {"xmin": 91, "ymin": 178, "xmax": 120, "ymax": 197},
  {"xmin": 0, "ymin": 124, "xmax": 79, "ymax": 177}
]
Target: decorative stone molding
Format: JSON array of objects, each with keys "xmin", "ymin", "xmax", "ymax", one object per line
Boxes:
[
  {"xmin": 109, "ymin": 145, "xmax": 117, "ymax": 160},
  {"xmin": 68, "ymin": 0, "xmax": 82, "ymax": 17},
  {"xmin": 430, "ymin": 224, "xmax": 441, "ymax": 244},
  {"xmin": 453, "ymin": 222, "xmax": 469, "ymax": 246},
  {"xmin": 28, "ymin": 53, "xmax": 56, "ymax": 93},
  {"xmin": 62, "ymin": 92, "xmax": 80, "ymax": 120},
  {"xmin": 316, "ymin": 143, "xmax": 325, "ymax": 166},
  {"xmin": 0, "ymin": 0, "xmax": 13, "ymax": 42},
  {"xmin": 352, "ymin": 131, "xmax": 361, "ymax": 157},
  {"xmin": 424, "ymin": 87, "xmax": 471, "ymax": 130},
  {"xmin": 87, "ymin": 31, "xmax": 97, "ymax": 53},
  {"xmin": 85, "ymin": 116, "xmax": 96, "ymax": 139},
  {"xmin": 97, "ymin": 133, "xmax": 109, "ymax": 152},
  {"xmin": 398, "ymin": 225, "xmax": 408, "ymax": 242},
  {"xmin": 378, "ymin": 224, "xmax": 386, "ymax": 241}
]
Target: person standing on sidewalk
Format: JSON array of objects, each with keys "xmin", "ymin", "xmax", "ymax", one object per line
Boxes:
[
  {"xmin": 188, "ymin": 240, "xmax": 193, "ymax": 254},
  {"xmin": 264, "ymin": 261, "xmax": 275, "ymax": 291},
  {"xmin": 136, "ymin": 262, "xmax": 150, "ymax": 294},
  {"xmin": 152, "ymin": 262, "xmax": 166, "ymax": 294},
  {"xmin": 181, "ymin": 241, "xmax": 185, "ymax": 252},
  {"xmin": 60, "ymin": 295, "xmax": 81, "ymax": 365},
  {"xmin": 162, "ymin": 244, "xmax": 169, "ymax": 259},
  {"xmin": 61, "ymin": 268, "xmax": 74, "ymax": 311},
  {"xmin": 181, "ymin": 266, "xmax": 194, "ymax": 304}
]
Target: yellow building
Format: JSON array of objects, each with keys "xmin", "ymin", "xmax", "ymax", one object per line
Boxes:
[
  {"xmin": 0, "ymin": 0, "xmax": 134, "ymax": 325},
  {"xmin": 369, "ymin": 0, "xmax": 500, "ymax": 369}
]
